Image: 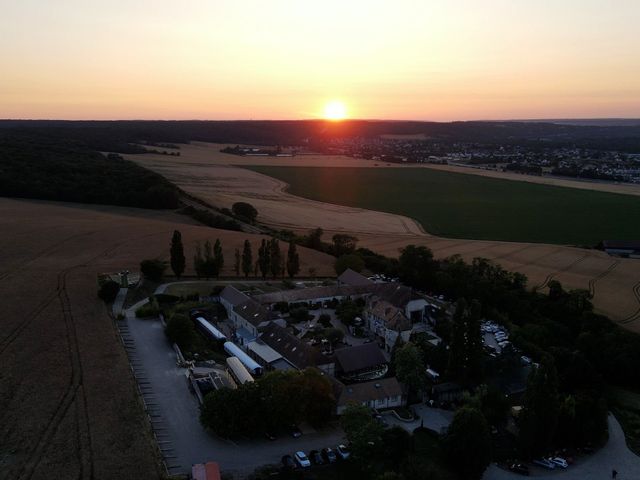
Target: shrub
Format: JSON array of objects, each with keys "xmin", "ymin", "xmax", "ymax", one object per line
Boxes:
[
  {"xmin": 135, "ymin": 301, "xmax": 161, "ymax": 318},
  {"xmin": 318, "ymin": 313, "xmax": 332, "ymax": 328},
  {"xmin": 165, "ymin": 313, "xmax": 196, "ymax": 350},
  {"xmin": 140, "ymin": 258, "xmax": 167, "ymax": 282},
  {"xmin": 289, "ymin": 307, "xmax": 310, "ymax": 323},
  {"xmin": 98, "ymin": 280, "xmax": 120, "ymax": 303},
  {"xmin": 231, "ymin": 202, "xmax": 258, "ymax": 223}
]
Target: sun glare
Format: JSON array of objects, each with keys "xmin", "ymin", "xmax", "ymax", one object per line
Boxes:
[{"xmin": 323, "ymin": 100, "xmax": 347, "ymax": 121}]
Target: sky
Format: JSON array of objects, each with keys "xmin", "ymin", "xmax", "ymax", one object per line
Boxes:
[{"xmin": 1, "ymin": 0, "xmax": 639, "ymax": 121}]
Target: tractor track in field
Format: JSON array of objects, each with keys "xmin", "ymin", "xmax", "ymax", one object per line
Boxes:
[{"xmin": 5, "ymin": 229, "xmax": 174, "ymax": 480}]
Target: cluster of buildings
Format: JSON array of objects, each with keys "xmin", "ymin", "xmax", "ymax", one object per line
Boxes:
[
  {"xmin": 318, "ymin": 136, "xmax": 640, "ymax": 184},
  {"xmin": 196, "ymin": 269, "xmax": 443, "ymax": 414}
]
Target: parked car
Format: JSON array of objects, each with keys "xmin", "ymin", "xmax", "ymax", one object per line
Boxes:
[
  {"xmin": 288, "ymin": 424, "xmax": 302, "ymax": 438},
  {"xmin": 281, "ymin": 455, "xmax": 295, "ymax": 470},
  {"xmin": 309, "ymin": 450, "xmax": 323, "ymax": 466},
  {"xmin": 322, "ymin": 447, "xmax": 337, "ymax": 464},
  {"xmin": 508, "ymin": 463, "xmax": 529, "ymax": 476},
  {"xmin": 551, "ymin": 457, "xmax": 569, "ymax": 468},
  {"xmin": 294, "ymin": 451, "xmax": 311, "ymax": 468},
  {"xmin": 264, "ymin": 431, "xmax": 276, "ymax": 441},
  {"xmin": 533, "ymin": 458, "xmax": 556, "ymax": 470},
  {"xmin": 336, "ymin": 444, "xmax": 351, "ymax": 460}
]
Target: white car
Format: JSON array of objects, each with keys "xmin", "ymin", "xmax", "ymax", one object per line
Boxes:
[
  {"xmin": 551, "ymin": 457, "xmax": 569, "ymax": 468},
  {"xmin": 336, "ymin": 444, "xmax": 351, "ymax": 460},
  {"xmin": 533, "ymin": 458, "xmax": 556, "ymax": 470},
  {"xmin": 294, "ymin": 451, "xmax": 311, "ymax": 468}
]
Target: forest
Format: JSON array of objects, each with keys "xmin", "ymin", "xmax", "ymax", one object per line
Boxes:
[{"xmin": 0, "ymin": 131, "xmax": 180, "ymax": 209}]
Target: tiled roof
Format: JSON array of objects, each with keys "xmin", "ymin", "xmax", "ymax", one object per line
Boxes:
[
  {"xmin": 260, "ymin": 323, "xmax": 333, "ymax": 369},
  {"xmin": 334, "ymin": 343, "xmax": 387, "ymax": 373},
  {"xmin": 336, "ymin": 377, "xmax": 403, "ymax": 406},
  {"xmin": 220, "ymin": 285, "xmax": 250, "ymax": 306},
  {"xmin": 338, "ymin": 268, "xmax": 374, "ymax": 286}
]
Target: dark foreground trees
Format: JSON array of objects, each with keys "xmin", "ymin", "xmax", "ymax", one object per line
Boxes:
[
  {"xmin": 200, "ymin": 368, "xmax": 335, "ymax": 438},
  {"xmin": 169, "ymin": 230, "xmax": 186, "ymax": 278},
  {"xmin": 442, "ymin": 407, "xmax": 492, "ymax": 479}
]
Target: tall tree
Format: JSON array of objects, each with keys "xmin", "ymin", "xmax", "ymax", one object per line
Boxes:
[
  {"xmin": 241, "ymin": 240, "xmax": 252, "ymax": 278},
  {"xmin": 307, "ymin": 227, "xmax": 324, "ymax": 250},
  {"xmin": 442, "ymin": 407, "xmax": 492, "ymax": 480},
  {"xmin": 213, "ymin": 238, "xmax": 224, "ymax": 278},
  {"xmin": 234, "ymin": 248, "xmax": 241, "ymax": 276},
  {"xmin": 341, "ymin": 404, "xmax": 384, "ymax": 468},
  {"xmin": 447, "ymin": 298, "xmax": 484, "ymax": 385},
  {"xmin": 194, "ymin": 240, "xmax": 219, "ymax": 279},
  {"xmin": 518, "ymin": 357, "xmax": 560, "ymax": 458},
  {"xmin": 269, "ymin": 238, "xmax": 281, "ymax": 278},
  {"xmin": 394, "ymin": 342, "xmax": 426, "ymax": 394},
  {"xmin": 169, "ymin": 230, "xmax": 185, "ymax": 278},
  {"xmin": 286, "ymin": 242, "xmax": 300, "ymax": 278},
  {"xmin": 398, "ymin": 245, "xmax": 437, "ymax": 290},
  {"xmin": 193, "ymin": 242, "xmax": 204, "ymax": 278},
  {"xmin": 258, "ymin": 239, "xmax": 270, "ymax": 279}
]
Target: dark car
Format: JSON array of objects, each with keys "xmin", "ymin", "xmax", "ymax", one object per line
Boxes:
[
  {"xmin": 509, "ymin": 463, "xmax": 529, "ymax": 476},
  {"xmin": 264, "ymin": 431, "xmax": 276, "ymax": 441},
  {"xmin": 281, "ymin": 454, "xmax": 295, "ymax": 470},
  {"xmin": 309, "ymin": 450, "xmax": 323, "ymax": 466},
  {"xmin": 321, "ymin": 447, "xmax": 337, "ymax": 464},
  {"xmin": 288, "ymin": 424, "xmax": 302, "ymax": 438}
]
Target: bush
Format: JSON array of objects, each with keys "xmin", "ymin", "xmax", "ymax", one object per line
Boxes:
[
  {"xmin": 165, "ymin": 313, "xmax": 196, "ymax": 350},
  {"xmin": 231, "ymin": 202, "xmax": 258, "ymax": 223},
  {"xmin": 98, "ymin": 280, "xmax": 120, "ymax": 303},
  {"xmin": 318, "ymin": 313, "xmax": 332, "ymax": 328},
  {"xmin": 135, "ymin": 301, "xmax": 161, "ymax": 318},
  {"xmin": 289, "ymin": 307, "xmax": 310, "ymax": 323},
  {"xmin": 140, "ymin": 259, "xmax": 167, "ymax": 282}
]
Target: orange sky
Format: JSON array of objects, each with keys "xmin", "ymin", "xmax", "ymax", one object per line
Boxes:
[{"xmin": 1, "ymin": 0, "xmax": 639, "ymax": 120}]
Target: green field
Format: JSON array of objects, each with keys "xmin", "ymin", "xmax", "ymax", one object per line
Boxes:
[{"xmin": 246, "ymin": 166, "xmax": 640, "ymax": 244}]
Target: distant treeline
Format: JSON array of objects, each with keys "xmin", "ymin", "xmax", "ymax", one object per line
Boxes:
[
  {"xmin": 0, "ymin": 132, "xmax": 180, "ymax": 209},
  {"xmin": 2, "ymin": 119, "xmax": 640, "ymax": 152}
]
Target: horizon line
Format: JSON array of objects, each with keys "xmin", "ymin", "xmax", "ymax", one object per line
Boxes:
[{"xmin": 2, "ymin": 116, "xmax": 640, "ymax": 123}]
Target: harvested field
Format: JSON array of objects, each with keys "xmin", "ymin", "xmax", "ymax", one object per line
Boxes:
[
  {"xmin": 126, "ymin": 144, "xmax": 640, "ymax": 330},
  {"xmin": 0, "ymin": 197, "xmax": 335, "ymax": 480}
]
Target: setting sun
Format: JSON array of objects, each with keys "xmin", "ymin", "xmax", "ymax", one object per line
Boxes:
[{"xmin": 323, "ymin": 101, "xmax": 347, "ymax": 121}]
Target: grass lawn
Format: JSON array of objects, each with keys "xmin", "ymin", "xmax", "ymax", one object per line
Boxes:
[
  {"xmin": 608, "ymin": 387, "xmax": 640, "ymax": 455},
  {"xmin": 163, "ymin": 280, "xmax": 290, "ymax": 297},
  {"xmin": 246, "ymin": 166, "xmax": 640, "ymax": 245}
]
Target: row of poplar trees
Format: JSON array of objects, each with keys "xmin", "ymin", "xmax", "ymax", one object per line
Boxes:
[{"xmin": 169, "ymin": 230, "xmax": 301, "ymax": 279}]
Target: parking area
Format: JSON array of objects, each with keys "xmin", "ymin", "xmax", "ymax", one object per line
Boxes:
[{"xmin": 122, "ymin": 302, "xmax": 346, "ymax": 476}]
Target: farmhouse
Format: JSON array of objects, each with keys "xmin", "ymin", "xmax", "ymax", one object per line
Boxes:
[
  {"xmin": 259, "ymin": 323, "xmax": 335, "ymax": 375},
  {"xmin": 219, "ymin": 285, "xmax": 276, "ymax": 344},
  {"xmin": 334, "ymin": 343, "xmax": 388, "ymax": 382},
  {"xmin": 365, "ymin": 296, "xmax": 412, "ymax": 353},
  {"xmin": 336, "ymin": 377, "xmax": 405, "ymax": 414},
  {"xmin": 254, "ymin": 283, "xmax": 375, "ymax": 307}
]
